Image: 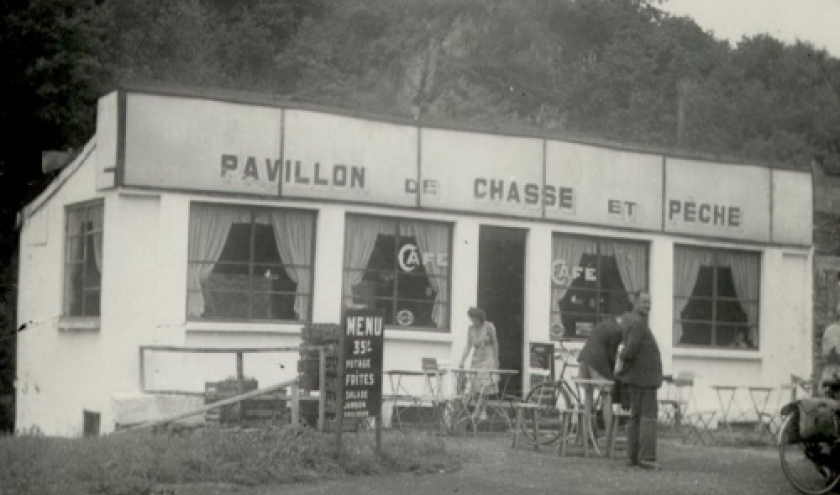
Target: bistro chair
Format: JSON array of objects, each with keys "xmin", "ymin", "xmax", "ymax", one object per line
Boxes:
[
  {"xmin": 658, "ymin": 373, "xmax": 692, "ymax": 431},
  {"xmin": 676, "ymin": 372, "xmax": 717, "ymax": 445}
]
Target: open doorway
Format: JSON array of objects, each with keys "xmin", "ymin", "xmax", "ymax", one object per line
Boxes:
[{"xmin": 477, "ymin": 226, "xmax": 526, "ymax": 397}]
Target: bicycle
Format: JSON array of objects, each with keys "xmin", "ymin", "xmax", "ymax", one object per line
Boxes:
[
  {"xmin": 779, "ymin": 384, "xmax": 840, "ymax": 494},
  {"xmin": 520, "ymin": 339, "xmax": 608, "ymax": 446}
]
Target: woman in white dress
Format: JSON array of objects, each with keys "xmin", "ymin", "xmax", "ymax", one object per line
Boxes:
[{"xmin": 459, "ymin": 307, "xmax": 500, "ymax": 420}]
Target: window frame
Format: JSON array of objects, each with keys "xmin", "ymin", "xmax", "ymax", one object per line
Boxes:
[
  {"xmin": 342, "ymin": 214, "xmax": 453, "ymax": 332},
  {"xmin": 62, "ymin": 200, "xmax": 104, "ymax": 320},
  {"xmin": 550, "ymin": 233, "xmax": 649, "ymax": 340},
  {"xmin": 186, "ymin": 202, "xmax": 317, "ymax": 323},
  {"xmin": 673, "ymin": 245, "xmax": 761, "ymax": 351}
]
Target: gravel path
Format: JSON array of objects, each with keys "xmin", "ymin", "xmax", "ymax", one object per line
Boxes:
[{"xmin": 166, "ymin": 436, "xmax": 795, "ymax": 495}]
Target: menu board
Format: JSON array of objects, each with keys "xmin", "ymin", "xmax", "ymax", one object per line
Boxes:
[{"xmin": 341, "ymin": 311, "xmax": 384, "ymax": 419}]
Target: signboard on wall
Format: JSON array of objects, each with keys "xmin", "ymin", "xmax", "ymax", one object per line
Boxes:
[
  {"xmin": 665, "ymin": 157, "xmax": 771, "ymax": 242},
  {"xmin": 282, "ymin": 110, "xmax": 419, "ymax": 207},
  {"xmin": 544, "ymin": 141, "xmax": 663, "ymax": 230},
  {"xmin": 123, "ymin": 93, "xmax": 283, "ymax": 196},
  {"xmin": 340, "ymin": 311, "xmax": 384, "ymax": 419},
  {"xmin": 110, "ymin": 89, "xmax": 811, "ymax": 247},
  {"xmin": 419, "ymin": 128, "xmax": 545, "ymax": 218}
]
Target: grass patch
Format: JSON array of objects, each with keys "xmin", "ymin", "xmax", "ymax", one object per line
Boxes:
[{"xmin": 0, "ymin": 426, "xmax": 462, "ymax": 495}]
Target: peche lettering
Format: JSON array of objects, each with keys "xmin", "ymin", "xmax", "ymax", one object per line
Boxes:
[
  {"xmin": 474, "ymin": 179, "xmax": 574, "ymax": 210},
  {"xmin": 669, "ymin": 200, "xmax": 740, "ymax": 227}
]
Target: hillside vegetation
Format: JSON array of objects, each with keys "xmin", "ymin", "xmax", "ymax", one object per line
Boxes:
[{"xmin": 2, "ymin": 0, "xmax": 840, "ymax": 431}]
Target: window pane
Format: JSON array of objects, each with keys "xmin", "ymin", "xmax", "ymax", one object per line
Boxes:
[
  {"xmin": 681, "ymin": 296, "xmax": 713, "ymax": 321},
  {"xmin": 560, "ymin": 312, "xmax": 596, "ymax": 339},
  {"xmin": 715, "ymin": 299, "xmax": 748, "ymax": 323},
  {"xmin": 253, "ymin": 224, "xmax": 281, "ymax": 264},
  {"xmin": 716, "ymin": 325, "xmax": 756, "ymax": 349},
  {"xmin": 216, "ymin": 223, "xmax": 252, "ymax": 263},
  {"xmin": 67, "ymin": 235, "xmax": 84, "ymax": 262},
  {"xmin": 83, "ymin": 289, "xmax": 100, "ymax": 317},
  {"xmin": 202, "ymin": 273, "xmax": 251, "ymax": 319},
  {"xmin": 65, "ymin": 263, "xmax": 83, "ymax": 316},
  {"xmin": 679, "ymin": 322, "xmax": 713, "ymax": 346}
]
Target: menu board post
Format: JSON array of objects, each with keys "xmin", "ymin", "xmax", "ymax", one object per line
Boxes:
[{"xmin": 336, "ymin": 309, "xmax": 385, "ymax": 459}]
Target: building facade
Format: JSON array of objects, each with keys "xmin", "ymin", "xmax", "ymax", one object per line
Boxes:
[{"xmin": 16, "ymin": 87, "xmax": 813, "ymax": 436}]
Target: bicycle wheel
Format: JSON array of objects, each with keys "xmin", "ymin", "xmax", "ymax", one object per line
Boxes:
[
  {"xmin": 441, "ymin": 399, "xmax": 472, "ymax": 436},
  {"xmin": 523, "ymin": 382, "xmax": 573, "ymax": 445},
  {"xmin": 779, "ymin": 414, "xmax": 840, "ymax": 495}
]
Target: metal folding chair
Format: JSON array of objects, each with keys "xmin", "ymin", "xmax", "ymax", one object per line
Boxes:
[{"xmin": 676, "ymin": 372, "xmax": 717, "ymax": 445}]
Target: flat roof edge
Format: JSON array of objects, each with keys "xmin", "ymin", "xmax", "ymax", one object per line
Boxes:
[{"xmin": 113, "ymin": 83, "xmax": 812, "ymax": 175}]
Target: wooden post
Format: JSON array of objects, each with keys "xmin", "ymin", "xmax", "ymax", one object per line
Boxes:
[
  {"xmin": 291, "ymin": 383, "xmax": 299, "ymax": 426},
  {"xmin": 236, "ymin": 352, "xmax": 244, "ymax": 381},
  {"xmin": 139, "ymin": 347, "xmax": 146, "ymax": 392},
  {"xmin": 319, "ymin": 347, "xmax": 326, "ymax": 432}
]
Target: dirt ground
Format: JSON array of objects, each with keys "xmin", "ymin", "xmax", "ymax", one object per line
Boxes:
[{"xmin": 158, "ymin": 434, "xmax": 799, "ymax": 495}]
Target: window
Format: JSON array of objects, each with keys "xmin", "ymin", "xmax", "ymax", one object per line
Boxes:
[
  {"xmin": 674, "ymin": 246, "xmax": 760, "ymax": 349},
  {"xmin": 343, "ymin": 215, "xmax": 451, "ymax": 330},
  {"xmin": 64, "ymin": 202, "xmax": 104, "ymax": 318},
  {"xmin": 187, "ymin": 203, "xmax": 315, "ymax": 322},
  {"xmin": 550, "ymin": 234, "xmax": 648, "ymax": 339}
]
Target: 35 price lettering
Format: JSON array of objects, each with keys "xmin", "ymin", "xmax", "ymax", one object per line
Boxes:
[{"xmin": 353, "ymin": 339, "xmax": 372, "ymax": 355}]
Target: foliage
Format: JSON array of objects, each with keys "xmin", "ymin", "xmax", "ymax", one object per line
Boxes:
[{"xmin": 0, "ymin": 426, "xmax": 460, "ymax": 494}]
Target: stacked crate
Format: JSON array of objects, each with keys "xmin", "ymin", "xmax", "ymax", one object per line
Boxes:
[
  {"xmin": 205, "ymin": 378, "xmax": 258, "ymax": 424},
  {"xmin": 298, "ymin": 323, "xmax": 340, "ymax": 427}
]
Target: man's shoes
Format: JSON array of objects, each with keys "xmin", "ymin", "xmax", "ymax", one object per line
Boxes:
[
  {"xmin": 637, "ymin": 460, "xmax": 661, "ymax": 471},
  {"xmin": 626, "ymin": 460, "xmax": 638, "ymax": 467}
]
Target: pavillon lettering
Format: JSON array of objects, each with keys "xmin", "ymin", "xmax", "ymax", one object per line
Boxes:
[
  {"xmin": 219, "ymin": 155, "xmax": 365, "ymax": 190},
  {"xmin": 283, "ymin": 161, "xmax": 365, "ymax": 189},
  {"xmin": 220, "ymin": 154, "xmax": 282, "ymax": 182}
]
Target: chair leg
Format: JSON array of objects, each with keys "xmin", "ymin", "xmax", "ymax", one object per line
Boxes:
[
  {"xmin": 558, "ymin": 411, "xmax": 570, "ymax": 457},
  {"xmin": 512, "ymin": 407, "xmax": 522, "ymax": 448}
]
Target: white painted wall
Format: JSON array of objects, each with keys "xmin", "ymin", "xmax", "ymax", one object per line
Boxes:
[
  {"xmin": 17, "ymin": 161, "xmax": 814, "ymax": 434},
  {"xmin": 16, "ymin": 150, "xmax": 110, "ymax": 436}
]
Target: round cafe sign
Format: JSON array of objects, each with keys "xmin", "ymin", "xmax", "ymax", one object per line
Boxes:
[{"xmin": 396, "ymin": 309, "xmax": 414, "ymax": 326}]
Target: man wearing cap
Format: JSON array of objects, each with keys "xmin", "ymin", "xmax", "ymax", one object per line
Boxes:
[{"xmin": 616, "ymin": 291, "xmax": 662, "ymax": 470}]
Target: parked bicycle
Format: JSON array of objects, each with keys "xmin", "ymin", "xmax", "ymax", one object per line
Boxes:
[
  {"xmin": 779, "ymin": 383, "xmax": 840, "ymax": 494},
  {"xmin": 520, "ymin": 339, "xmax": 607, "ymax": 445}
]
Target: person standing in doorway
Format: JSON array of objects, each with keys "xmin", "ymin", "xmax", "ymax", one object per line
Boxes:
[
  {"xmin": 616, "ymin": 291, "xmax": 663, "ymax": 470},
  {"xmin": 459, "ymin": 307, "xmax": 500, "ymax": 420}
]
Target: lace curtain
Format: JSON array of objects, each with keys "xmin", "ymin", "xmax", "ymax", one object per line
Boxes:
[{"xmin": 271, "ymin": 210, "xmax": 314, "ymax": 321}]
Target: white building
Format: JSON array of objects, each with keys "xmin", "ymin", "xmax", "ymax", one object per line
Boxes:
[{"xmin": 16, "ymin": 86, "xmax": 813, "ymax": 436}]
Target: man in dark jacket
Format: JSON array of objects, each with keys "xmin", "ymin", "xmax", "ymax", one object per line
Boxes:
[
  {"xmin": 578, "ymin": 312, "xmax": 625, "ymax": 433},
  {"xmin": 616, "ymin": 291, "xmax": 663, "ymax": 470}
]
